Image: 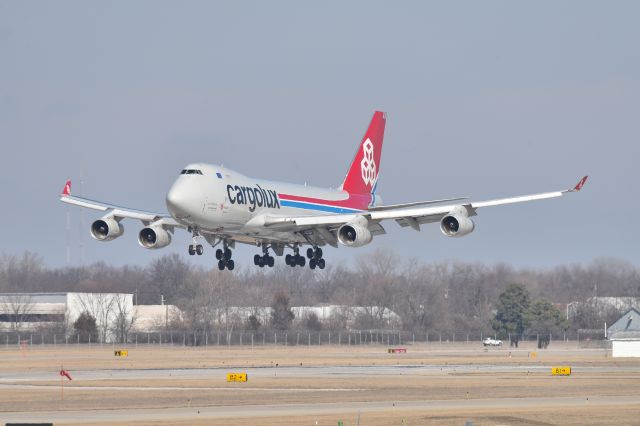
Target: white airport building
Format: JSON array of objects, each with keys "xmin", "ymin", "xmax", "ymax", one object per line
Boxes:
[
  {"xmin": 608, "ymin": 308, "xmax": 640, "ymax": 357},
  {"xmin": 0, "ymin": 292, "xmax": 401, "ymax": 342},
  {"xmin": 0, "ymin": 292, "xmax": 134, "ymax": 341}
]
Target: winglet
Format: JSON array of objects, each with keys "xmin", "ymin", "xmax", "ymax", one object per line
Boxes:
[
  {"xmin": 61, "ymin": 180, "xmax": 71, "ymax": 197},
  {"xmin": 573, "ymin": 175, "xmax": 589, "ymax": 192},
  {"xmin": 569, "ymin": 175, "xmax": 588, "ymax": 192}
]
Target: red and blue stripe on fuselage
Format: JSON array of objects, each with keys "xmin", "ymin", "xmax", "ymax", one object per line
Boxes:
[{"xmin": 278, "ymin": 191, "xmax": 372, "ymax": 214}]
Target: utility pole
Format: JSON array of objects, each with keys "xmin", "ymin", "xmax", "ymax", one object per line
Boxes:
[
  {"xmin": 79, "ymin": 170, "xmax": 85, "ymax": 264},
  {"xmin": 161, "ymin": 294, "xmax": 168, "ymax": 330},
  {"xmin": 65, "ymin": 208, "xmax": 71, "ymax": 265}
]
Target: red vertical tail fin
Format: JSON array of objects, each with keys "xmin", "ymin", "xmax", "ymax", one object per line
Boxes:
[{"xmin": 341, "ymin": 111, "xmax": 386, "ymax": 195}]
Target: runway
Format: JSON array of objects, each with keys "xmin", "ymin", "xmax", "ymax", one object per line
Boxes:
[{"xmin": 2, "ymin": 362, "xmax": 638, "ymax": 383}]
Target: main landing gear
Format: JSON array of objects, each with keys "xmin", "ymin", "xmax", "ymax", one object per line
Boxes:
[
  {"xmin": 215, "ymin": 242, "xmax": 234, "ymax": 271},
  {"xmin": 285, "ymin": 246, "xmax": 306, "ymax": 267},
  {"xmin": 307, "ymin": 247, "xmax": 325, "ymax": 270},
  {"xmin": 188, "ymin": 229, "xmax": 204, "ymax": 256},
  {"xmin": 254, "ymin": 245, "xmax": 275, "ymax": 268}
]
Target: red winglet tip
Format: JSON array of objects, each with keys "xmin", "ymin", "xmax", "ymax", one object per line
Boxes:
[
  {"xmin": 62, "ymin": 180, "xmax": 71, "ymax": 196},
  {"xmin": 573, "ymin": 175, "xmax": 588, "ymax": 192}
]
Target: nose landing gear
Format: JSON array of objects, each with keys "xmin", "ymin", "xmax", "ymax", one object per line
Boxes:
[
  {"xmin": 188, "ymin": 229, "xmax": 204, "ymax": 256},
  {"xmin": 188, "ymin": 244, "xmax": 204, "ymax": 255}
]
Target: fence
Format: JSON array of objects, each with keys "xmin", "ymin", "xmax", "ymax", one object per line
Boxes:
[
  {"xmin": 0, "ymin": 330, "xmax": 592, "ymax": 347},
  {"xmin": 577, "ymin": 328, "xmax": 609, "ymax": 348}
]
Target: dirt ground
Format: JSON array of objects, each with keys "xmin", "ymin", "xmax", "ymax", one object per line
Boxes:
[{"xmin": 0, "ymin": 342, "xmax": 638, "ymax": 425}]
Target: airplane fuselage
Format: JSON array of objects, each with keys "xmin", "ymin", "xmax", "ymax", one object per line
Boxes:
[{"xmin": 166, "ymin": 163, "xmax": 376, "ymax": 240}]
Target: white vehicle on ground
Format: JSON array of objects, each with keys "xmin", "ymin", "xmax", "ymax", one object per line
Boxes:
[
  {"xmin": 483, "ymin": 337, "xmax": 503, "ymax": 347},
  {"xmin": 60, "ymin": 111, "xmax": 588, "ymax": 271}
]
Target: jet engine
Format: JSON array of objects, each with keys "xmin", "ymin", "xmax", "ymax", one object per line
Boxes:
[
  {"xmin": 440, "ymin": 206, "xmax": 475, "ymax": 237},
  {"xmin": 337, "ymin": 216, "xmax": 373, "ymax": 247},
  {"xmin": 90, "ymin": 217, "xmax": 124, "ymax": 241},
  {"xmin": 138, "ymin": 226, "xmax": 172, "ymax": 249}
]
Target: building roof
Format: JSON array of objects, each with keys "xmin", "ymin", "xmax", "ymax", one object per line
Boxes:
[
  {"xmin": 607, "ymin": 308, "xmax": 640, "ymax": 336},
  {"xmin": 0, "ymin": 293, "xmax": 68, "ymax": 304}
]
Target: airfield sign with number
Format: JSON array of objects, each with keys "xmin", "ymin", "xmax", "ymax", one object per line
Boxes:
[
  {"xmin": 551, "ymin": 366, "xmax": 571, "ymax": 376},
  {"xmin": 227, "ymin": 372, "xmax": 248, "ymax": 382}
]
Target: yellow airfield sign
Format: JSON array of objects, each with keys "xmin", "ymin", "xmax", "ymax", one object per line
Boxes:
[
  {"xmin": 227, "ymin": 372, "xmax": 248, "ymax": 382},
  {"xmin": 551, "ymin": 366, "xmax": 571, "ymax": 376},
  {"xmin": 114, "ymin": 350, "xmax": 128, "ymax": 357}
]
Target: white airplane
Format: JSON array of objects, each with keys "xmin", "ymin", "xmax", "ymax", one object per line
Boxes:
[{"xmin": 60, "ymin": 111, "xmax": 588, "ymax": 271}]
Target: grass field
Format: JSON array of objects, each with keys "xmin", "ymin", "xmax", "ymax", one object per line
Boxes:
[{"xmin": 0, "ymin": 342, "xmax": 638, "ymax": 425}]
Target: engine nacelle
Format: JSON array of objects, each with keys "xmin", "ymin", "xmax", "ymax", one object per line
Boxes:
[
  {"xmin": 90, "ymin": 217, "xmax": 124, "ymax": 241},
  {"xmin": 138, "ymin": 226, "xmax": 172, "ymax": 249},
  {"xmin": 440, "ymin": 207, "xmax": 475, "ymax": 237},
  {"xmin": 338, "ymin": 216, "xmax": 373, "ymax": 247}
]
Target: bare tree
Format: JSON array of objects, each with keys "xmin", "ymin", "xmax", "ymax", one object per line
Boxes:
[
  {"xmin": 0, "ymin": 249, "xmax": 639, "ymax": 338},
  {"xmin": 74, "ymin": 293, "xmax": 117, "ymax": 342},
  {"xmin": 1, "ymin": 294, "xmax": 34, "ymax": 331},
  {"xmin": 111, "ymin": 294, "xmax": 136, "ymax": 343},
  {"xmin": 0, "ymin": 252, "xmax": 44, "ymax": 292}
]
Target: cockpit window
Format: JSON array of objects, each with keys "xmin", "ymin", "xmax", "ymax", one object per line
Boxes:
[{"xmin": 180, "ymin": 169, "xmax": 203, "ymax": 175}]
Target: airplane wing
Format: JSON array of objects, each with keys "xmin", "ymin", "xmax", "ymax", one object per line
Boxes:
[
  {"xmin": 366, "ymin": 197, "xmax": 469, "ymax": 211},
  {"xmin": 375, "ymin": 176, "xmax": 587, "ymax": 230},
  {"xmin": 59, "ymin": 180, "xmax": 184, "ymax": 228},
  {"xmin": 261, "ymin": 176, "xmax": 588, "ymax": 239}
]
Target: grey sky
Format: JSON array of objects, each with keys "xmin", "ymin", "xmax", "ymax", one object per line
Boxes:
[{"xmin": 0, "ymin": 1, "xmax": 638, "ymax": 268}]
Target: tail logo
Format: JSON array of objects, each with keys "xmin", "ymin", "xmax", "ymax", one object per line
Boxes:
[{"xmin": 360, "ymin": 138, "xmax": 377, "ymax": 186}]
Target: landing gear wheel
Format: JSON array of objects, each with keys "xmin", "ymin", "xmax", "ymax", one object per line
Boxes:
[
  {"xmin": 216, "ymin": 249, "xmax": 223, "ymax": 260},
  {"xmin": 188, "ymin": 245, "xmax": 196, "ymax": 256},
  {"xmin": 317, "ymin": 258, "xmax": 325, "ymax": 269},
  {"xmin": 196, "ymin": 244, "xmax": 204, "ymax": 255},
  {"xmin": 309, "ymin": 258, "xmax": 317, "ymax": 269},
  {"xmin": 315, "ymin": 247, "xmax": 323, "ymax": 259},
  {"xmin": 285, "ymin": 254, "xmax": 292, "ymax": 266},
  {"xmin": 224, "ymin": 248, "xmax": 232, "ymax": 261},
  {"xmin": 226, "ymin": 259, "xmax": 235, "ymax": 271},
  {"xmin": 256, "ymin": 245, "xmax": 275, "ymax": 268},
  {"xmin": 217, "ymin": 259, "xmax": 225, "ymax": 270},
  {"xmin": 297, "ymin": 255, "xmax": 305, "ymax": 267},
  {"xmin": 307, "ymin": 248, "xmax": 314, "ymax": 259}
]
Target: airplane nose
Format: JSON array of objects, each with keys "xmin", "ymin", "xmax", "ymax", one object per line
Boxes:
[{"xmin": 166, "ymin": 181, "xmax": 191, "ymax": 217}]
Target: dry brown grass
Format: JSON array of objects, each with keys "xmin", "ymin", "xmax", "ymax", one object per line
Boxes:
[{"xmin": 0, "ymin": 343, "xmax": 638, "ymax": 425}]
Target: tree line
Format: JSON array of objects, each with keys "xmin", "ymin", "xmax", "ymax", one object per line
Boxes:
[{"xmin": 0, "ymin": 250, "xmax": 638, "ymax": 338}]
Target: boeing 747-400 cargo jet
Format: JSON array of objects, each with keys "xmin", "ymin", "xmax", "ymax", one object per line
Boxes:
[{"xmin": 60, "ymin": 111, "xmax": 588, "ymax": 270}]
